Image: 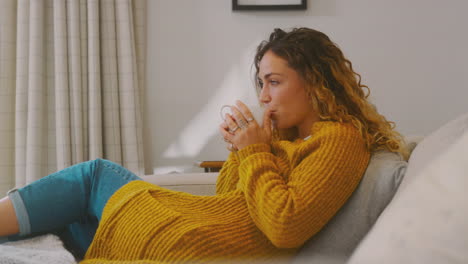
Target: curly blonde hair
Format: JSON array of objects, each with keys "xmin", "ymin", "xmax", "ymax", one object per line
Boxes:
[{"xmin": 254, "ymin": 28, "xmax": 409, "ymax": 160}]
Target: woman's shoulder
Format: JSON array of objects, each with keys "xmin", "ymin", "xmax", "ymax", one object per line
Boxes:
[
  {"xmin": 311, "ymin": 121, "xmax": 362, "ymax": 140},
  {"xmin": 273, "ymin": 121, "xmax": 368, "ymax": 158},
  {"xmin": 307, "ymin": 121, "xmax": 369, "ymax": 158}
]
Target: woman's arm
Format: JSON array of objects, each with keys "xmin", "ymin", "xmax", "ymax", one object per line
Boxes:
[
  {"xmin": 215, "ymin": 151, "xmax": 241, "ymax": 194},
  {"xmin": 237, "ymin": 124, "xmax": 370, "ymax": 248}
]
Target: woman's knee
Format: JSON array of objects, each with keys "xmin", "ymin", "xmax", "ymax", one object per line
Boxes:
[
  {"xmin": 89, "ymin": 159, "xmax": 136, "ymax": 180},
  {"xmin": 88, "ymin": 158, "xmax": 121, "ymax": 173},
  {"xmin": 91, "ymin": 158, "xmax": 125, "ymax": 173}
]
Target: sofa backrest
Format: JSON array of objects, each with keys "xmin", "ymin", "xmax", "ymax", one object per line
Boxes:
[
  {"xmin": 293, "ymin": 149, "xmax": 408, "ymax": 263},
  {"xmin": 348, "ymin": 112, "xmax": 468, "ymax": 264}
]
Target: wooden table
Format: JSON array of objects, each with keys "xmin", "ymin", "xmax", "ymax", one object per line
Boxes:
[{"xmin": 196, "ymin": 161, "xmax": 225, "ymax": 172}]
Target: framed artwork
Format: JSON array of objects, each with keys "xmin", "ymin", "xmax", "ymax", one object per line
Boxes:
[{"xmin": 232, "ymin": 0, "xmax": 307, "ymax": 11}]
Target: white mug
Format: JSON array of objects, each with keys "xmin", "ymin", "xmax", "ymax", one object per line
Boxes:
[{"xmin": 220, "ymin": 104, "xmax": 264, "ymax": 125}]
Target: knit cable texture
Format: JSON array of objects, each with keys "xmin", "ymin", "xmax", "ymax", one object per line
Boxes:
[{"xmin": 82, "ymin": 121, "xmax": 370, "ymax": 263}]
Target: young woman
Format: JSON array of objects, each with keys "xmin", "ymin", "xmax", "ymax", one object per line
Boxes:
[{"xmin": 0, "ymin": 27, "xmax": 407, "ymax": 263}]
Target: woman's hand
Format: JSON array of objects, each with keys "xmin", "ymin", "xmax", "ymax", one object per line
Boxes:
[{"xmin": 219, "ymin": 100, "xmax": 273, "ymax": 151}]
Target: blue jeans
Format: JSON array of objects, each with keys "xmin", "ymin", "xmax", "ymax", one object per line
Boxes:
[{"xmin": 3, "ymin": 159, "xmax": 141, "ymax": 258}]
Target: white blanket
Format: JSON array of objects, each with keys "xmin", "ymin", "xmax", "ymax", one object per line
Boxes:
[{"xmin": 0, "ymin": 234, "xmax": 76, "ymax": 264}]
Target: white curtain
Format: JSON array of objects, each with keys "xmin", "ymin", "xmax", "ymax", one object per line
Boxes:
[{"xmin": 0, "ymin": 0, "xmax": 147, "ymax": 195}]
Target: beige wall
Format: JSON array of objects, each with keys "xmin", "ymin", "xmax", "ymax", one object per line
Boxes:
[{"xmin": 146, "ymin": 0, "xmax": 468, "ymax": 173}]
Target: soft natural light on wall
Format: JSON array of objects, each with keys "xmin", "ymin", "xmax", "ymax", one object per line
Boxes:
[{"xmin": 162, "ymin": 41, "xmax": 262, "ymax": 159}]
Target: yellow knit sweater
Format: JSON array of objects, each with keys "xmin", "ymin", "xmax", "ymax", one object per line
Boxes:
[{"xmin": 82, "ymin": 121, "xmax": 370, "ymax": 263}]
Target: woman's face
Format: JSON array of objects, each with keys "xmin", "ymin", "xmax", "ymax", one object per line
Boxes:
[{"xmin": 258, "ymin": 50, "xmax": 319, "ymax": 137}]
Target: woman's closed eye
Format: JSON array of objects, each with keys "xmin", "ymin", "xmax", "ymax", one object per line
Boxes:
[
  {"xmin": 258, "ymin": 79, "xmax": 279, "ymax": 88},
  {"xmin": 269, "ymin": 80, "xmax": 280, "ymax": 86}
]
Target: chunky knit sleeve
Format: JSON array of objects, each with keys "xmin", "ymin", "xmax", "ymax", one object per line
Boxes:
[
  {"xmin": 236, "ymin": 122, "xmax": 370, "ymax": 248},
  {"xmin": 215, "ymin": 151, "xmax": 241, "ymax": 194}
]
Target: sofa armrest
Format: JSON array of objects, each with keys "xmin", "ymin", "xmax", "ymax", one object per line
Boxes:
[{"xmin": 140, "ymin": 173, "xmax": 219, "ymax": 196}]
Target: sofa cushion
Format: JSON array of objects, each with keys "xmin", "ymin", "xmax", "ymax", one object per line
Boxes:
[
  {"xmin": 398, "ymin": 112, "xmax": 468, "ymax": 191},
  {"xmin": 347, "ymin": 112, "xmax": 468, "ymax": 264},
  {"xmin": 293, "ymin": 150, "xmax": 407, "ymax": 263}
]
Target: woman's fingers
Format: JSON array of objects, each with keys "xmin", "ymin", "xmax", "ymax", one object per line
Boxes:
[
  {"xmin": 224, "ymin": 114, "xmax": 239, "ymax": 133},
  {"xmin": 263, "ymin": 108, "xmax": 272, "ymax": 132},
  {"xmin": 220, "ymin": 121, "xmax": 228, "ymax": 130},
  {"xmin": 220, "ymin": 100, "xmax": 271, "ymax": 151},
  {"xmin": 219, "ymin": 125, "xmax": 229, "ymax": 139},
  {"xmin": 219, "ymin": 125, "xmax": 238, "ymax": 151},
  {"xmin": 235, "ymin": 101, "xmax": 255, "ymax": 123},
  {"xmin": 219, "ymin": 124, "xmax": 232, "ymax": 141},
  {"xmin": 230, "ymin": 105, "xmax": 249, "ymax": 129},
  {"xmin": 219, "ymin": 113, "xmax": 241, "ymax": 150}
]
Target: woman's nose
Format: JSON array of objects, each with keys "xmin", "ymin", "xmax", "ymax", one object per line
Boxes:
[{"xmin": 259, "ymin": 87, "xmax": 271, "ymax": 104}]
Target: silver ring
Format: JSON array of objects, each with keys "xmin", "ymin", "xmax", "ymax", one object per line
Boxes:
[
  {"xmin": 246, "ymin": 117, "xmax": 254, "ymax": 122},
  {"xmin": 229, "ymin": 126, "xmax": 239, "ymax": 133}
]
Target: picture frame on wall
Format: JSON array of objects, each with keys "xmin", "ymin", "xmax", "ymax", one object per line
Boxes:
[{"xmin": 232, "ymin": 0, "xmax": 307, "ymax": 11}]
